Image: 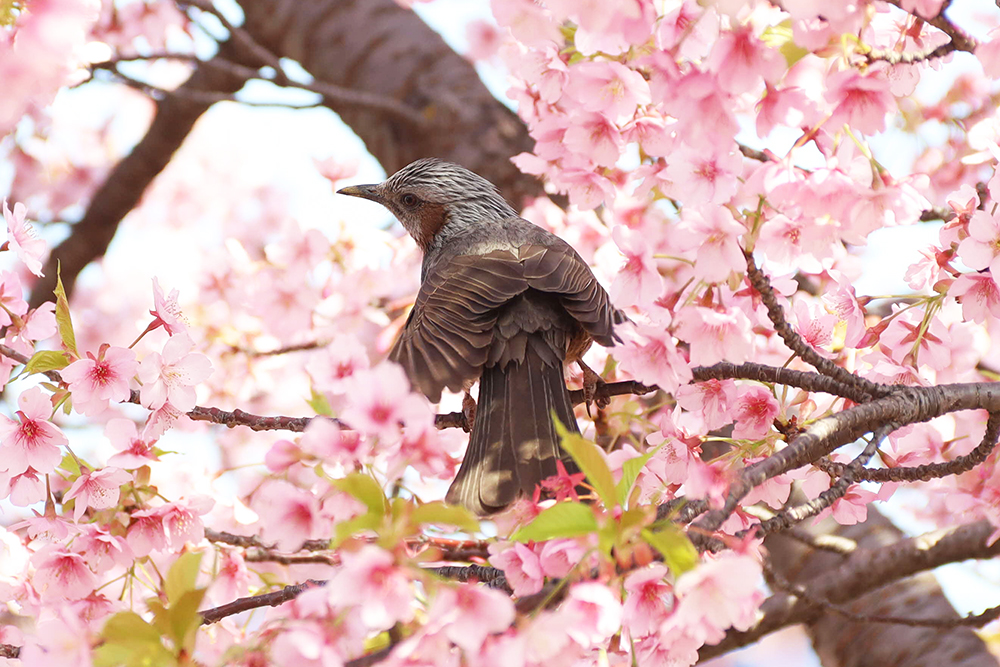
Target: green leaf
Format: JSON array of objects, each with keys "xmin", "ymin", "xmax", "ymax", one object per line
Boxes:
[
  {"xmin": 96, "ymin": 611, "xmax": 174, "ymax": 667},
  {"xmin": 761, "ymin": 21, "xmax": 808, "ymax": 68},
  {"xmin": 332, "ymin": 473, "xmax": 388, "ymax": 515},
  {"xmin": 102, "ymin": 611, "xmax": 163, "ymax": 644},
  {"xmin": 307, "ymin": 388, "xmax": 332, "ymax": 416},
  {"xmin": 331, "ymin": 512, "xmax": 382, "ymax": 548},
  {"xmin": 513, "ymin": 501, "xmax": 597, "ymax": 542},
  {"xmin": 165, "ymin": 551, "xmax": 203, "ymax": 606},
  {"xmin": 554, "ymin": 415, "xmax": 617, "ymax": 508},
  {"xmin": 642, "ymin": 526, "xmax": 699, "ymax": 577},
  {"xmin": 411, "ymin": 501, "xmax": 480, "ymax": 533},
  {"xmin": 53, "ymin": 265, "xmax": 78, "ymax": 357},
  {"xmin": 169, "ymin": 588, "xmax": 207, "ymax": 653},
  {"xmin": 616, "ymin": 443, "xmax": 664, "ymax": 507},
  {"xmin": 23, "ymin": 350, "xmax": 70, "ymax": 375}
]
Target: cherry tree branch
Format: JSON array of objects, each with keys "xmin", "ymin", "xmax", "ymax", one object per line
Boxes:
[
  {"xmin": 700, "ymin": 519, "xmax": 1000, "ymax": 659},
  {"xmin": 883, "ymin": 0, "xmax": 977, "ymax": 54}
]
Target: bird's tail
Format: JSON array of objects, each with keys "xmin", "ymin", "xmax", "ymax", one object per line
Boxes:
[{"xmin": 446, "ymin": 343, "xmax": 581, "ymax": 515}]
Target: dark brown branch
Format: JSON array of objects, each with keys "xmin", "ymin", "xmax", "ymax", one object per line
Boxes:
[
  {"xmin": 816, "ymin": 411, "xmax": 1000, "ymax": 483},
  {"xmin": 200, "ymin": 579, "xmax": 325, "ymax": 624},
  {"xmin": 744, "ymin": 251, "xmax": 889, "ymax": 399}
]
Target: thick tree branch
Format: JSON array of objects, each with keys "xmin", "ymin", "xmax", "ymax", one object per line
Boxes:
[{"xmin": 701, "ymin": 518, "xmax": 1000, "ymax": 660}]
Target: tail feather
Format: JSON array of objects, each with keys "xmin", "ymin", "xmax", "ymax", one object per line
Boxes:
[{"xmin": 446, "ymin": 344, "xmax": 580, "ymax": 515}]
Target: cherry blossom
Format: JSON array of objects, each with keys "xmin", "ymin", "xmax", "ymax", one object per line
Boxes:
[
  {"xmin": 31, "ymin": 547, "xmax": 98, "ymax": 600},
  {"xmin": 622, "ymin": 564, "xmax": 673, "ymax": 637},
  {"xmin": 138, "ymin": 333, "xmax": 213, "ymax": 411},
  {"xmin": 0, "ymin": 386, "xmax": 67, "ymax": 477},
  {"xmin": 3, "ymin": 200, "xmax": 46, "ymax": 276},
  {"xmin": 105, "ymin": 418, "xmax": 159, "ymax": 469},
  {"xmin": 63, "ymin": 466, "xmax": 131, "ymax": 521},
  {"xmin": 488, "ymin": 542, "xmax": 544, "ymax": 596},
  {"xmin": 674, "ymin": 552, "xmax": 764, "ymax": 643},
  {"xmin": 329, "ymin": 545, "xmax": 415, "ymax": 631},
  {"xmin": 731, "ymin": 385, "xmax": 780, "ymax": 440},
  {"xmin": 148, "ymin": 277, "xmax": 187, "ymax": 336},
  {"xmin": 427, "ymin": 584, "xmax": 515, "ymax": 653},
  {"xmin": 62, "ymin": 344, "xmax": 138, "ymax": 416}
]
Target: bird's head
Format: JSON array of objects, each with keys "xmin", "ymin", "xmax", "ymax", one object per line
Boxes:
[{"xmin": 338, "ymin": 158, "xmax": 516, "ymax": 252}]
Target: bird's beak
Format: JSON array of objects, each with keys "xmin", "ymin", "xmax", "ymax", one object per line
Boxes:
[{"xmin": 337, "ymin": 184, "xmax": 382, "ymax": 203}]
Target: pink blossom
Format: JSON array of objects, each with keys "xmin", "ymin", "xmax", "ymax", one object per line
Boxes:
[
  {"xmin": 683, "ymin": 460, "xmax": 730, "ymax": 509},
  {"xmin": 674, "ymin": 552, "xmax": 763, "ymax": 643},
  {"xmin": 676, "ymin": 208, "xmax": 746, "ymax": 283},
  {"xmin": 825, "ymin": 69, "xmax": 895, "ymax": 135},
  {"xmin": 823, "ymin": 486, "xmax": 878, "ymax": 525},
  {"xmin": 466, "ymin": 20, "xmax": 503, "ymax": 61},
  {"xmin": 879, "ymin": 307, "xmax": 951, "ymax": 370},
  {"xmin": 32, "ymin": 547, "xmax": 97, "ymax": 600},
  {"xmin": 707, "ymin": 24, "xmax": 785, "ymax": 95},
  {"xmin": 663, "ymin": 146, "xmax": 742, "ymax": 206},
  {"xmin": 610, "ymin": 225, "xmax": 664, "ymax": 307},
  {"xmin": 959, "ymin": 211, "xmax": 1000, "ymax": 283},
  {"xmin": 674, "ymin": 306, "xmax": 753, "ymax": 366},
  {"xmin": 488, "ymin": 542, "xmax": 544, "ymax": 596},
  {"xmin": 308, "ymin": 334, "xmax": 371, "ymax": 396},
  {"xmin": 125, "ymin": 511, "xmax": 167, "ymax": 557},
  {"xmin": 63, "ymin": 467, "xmax": 131, "ymax": 521},
  {"xmin": 562, "ymin": 583, "xmax": 622, "ymax": 648},
  {"xmin": 138, "ymin": 333, "xmax": 212, "ymax": 411},
  {"xmin": 952, "ymin": 274, "xmax": 1000, "ymax": 323},
  {"xmin": 756, "ymin": 84, "xmax": 809, "ymax": 138},
  {"xmin": 105, "ymin": 418, "xmax": 159, "ymax": 469},
  {"xmin": 622, "ymin": 564, "xmax": 673, "ymax": 637},
  {"xmin": 562, "ymin": 111, "xmax": 624, "ymax": 168},
  {"xmin": 0, "ymin": 386, "xmax": 66, "ymax": 476},
  {"xmin": 74, "ymin": 524, "xmax": 133, "ymax": 573},
  {"xmin": 645, "ymin": 430, "xmax": 699, "ymax": 489},
  {"xmin": 62, "ymin": 344, "xmax": 138, "ymax": 416},
  {"xmin": 538, "ymin": 539, "xmax": 586, "ymax": 578},
  {"xmin": 428, "ymin": 584, "xmax": 515, "ymax": 652},
  {"xmin": 212, "ymin": 549, "xmax": 250, "ymax": 604},
  {"xmin": 490, "ymin": 0, "xmax": 561, "ymax": 47},
  {"xmin": 732, "ymin": 386, "xmax": 779, "ymax": 440},
  {"xmin": 822, "ymin": 275, "xmax": 867, "ymax": 348},
  {"xmin": 792, "ymin": 298, "xmax": 836, "ymax": 356},
  {"xmin": 255, "ymin": 481, "xmax": 327, "ymax": 550},
  {"xmin": 555, "ymin": 167, "xmax": 617, "ymax": 210},
  {"xmin": 978, "ymin": 27, "xmax": 1000, "ymax": 79},
  {"xmin": 148, "ymin": 277, "xmax": 187, "ymax": 335},
  {"xmin": 3, "ymin": 200, "xmax": 45, "ymax": 276},
  {"xmin": 564, "ymin": 60, "xmax": 651, "ymax": 121},
  {"xmin": 0, "ymin": 467, "xmax": 47, "ymax": 505},
  {"xmin": 757, "ymin": 214, "xmax": 836, "ymax": 273},
  {"xmin": 17, "ymin": 608, "xmax": 92, "ymax": 667},
  {"xmin": 5, "ymin": 302, "xmax": 57, "ymax": 352},
  {"xmin": 665, "ymin": 72, "xmax": 739, "ymax": 151},
  {"xmin": 0, "ymin": 270, "xmax": 27, "ymax": 327},
  {"xmin": 615, "ymin": 323, "xmax": 692, "ymax": 395},
  {"xmin": 343, "ymin": 362, "xmax": 432, "ymax": 444},
  {"xmin": 329, "ymin": 545, "xmax": 414, "ymax": 631},
  {"xmin": 675, "ymin": 379, "xmax": 737, "ymax": 431}
]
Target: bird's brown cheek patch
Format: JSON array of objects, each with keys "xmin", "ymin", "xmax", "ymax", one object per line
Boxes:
[{"xmin": 412, "ymin": 202, "xmax": 449, "ymax": 251}]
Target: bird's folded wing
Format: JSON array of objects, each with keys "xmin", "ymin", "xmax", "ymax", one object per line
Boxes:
[
  {"xmin": 389, "ymin": 244, "xmax": 620, "ymax": 402},
  {"xmin": 519, "ymin": 243, "xmax": 622, "ymax": 346}
]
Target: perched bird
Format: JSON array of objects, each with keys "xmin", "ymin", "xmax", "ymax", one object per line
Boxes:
[{"xmin": 339, "ymin": 158, "xmax": 622, "ymax": 515}]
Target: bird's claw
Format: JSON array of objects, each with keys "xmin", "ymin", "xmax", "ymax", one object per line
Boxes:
[
  {"xmin": 579, "ymin": 361, "xmax": 609, "ymax": 417},
  {"xmin": 461, "ymin": 392, "xmax": 477, "ymax": 433}
]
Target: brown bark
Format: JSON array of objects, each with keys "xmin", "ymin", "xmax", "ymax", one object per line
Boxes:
[
  {"xmin": 761, "ymin": 508, "xmax": 997, "ymax": 667},
  {"xmin": 235, "ymin": 0, "xmax": 540, "ymax": 202}
]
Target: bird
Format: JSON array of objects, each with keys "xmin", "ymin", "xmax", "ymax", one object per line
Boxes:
[{"xmin": 338, "ymin": 158, "xmax": 623, "ymax": 515}]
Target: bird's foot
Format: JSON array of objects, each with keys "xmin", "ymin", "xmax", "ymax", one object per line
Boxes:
[
  {"xmin": 461, "ymin": 392, "xmax": 477, "ymax": 433},
  {"xmin": 578, "ymin": 360, "xmax": 610, "ymax": 417}
]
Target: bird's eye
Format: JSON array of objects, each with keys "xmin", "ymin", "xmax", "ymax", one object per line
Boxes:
[{"xmin": 401, "ymin": 194, "xmax": 419, "ymax": 207}]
